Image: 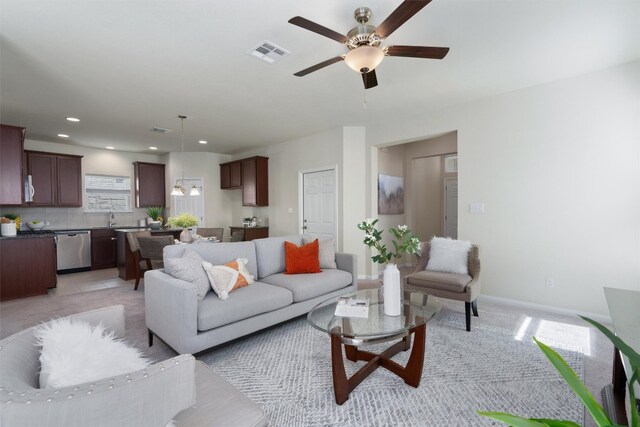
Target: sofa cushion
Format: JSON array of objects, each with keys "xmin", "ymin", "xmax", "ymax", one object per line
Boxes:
[
  {"xmin": 253, "ymin": 235, "xmax": 302, "ymax": 279},
  {"xmin": 202, "ymin": 258, "xmax": 253, "ymax": 300},
  {"xmin": 164, "ymin": 241, "xmax": 258, "ymax": 279},
  {"xmin": 164, "ymin": 249, "xmax": 210, "ymax": 301},
  {"xmin": 197, "ymin": 282, "xmax": 293, "ymax": 331},
  {"xmin": 406, "ymin": 270, "xmax": 472, "ymax": 293},
  {"xmin": 260, "ymin": 269, "xmax": 352, "ymax": 303},
  {"xmin": 302, "ymin": 234, "xmax": 337, "ymax": 269},
  {"xmin": 284, "ymin": 239, "xmax": 321, "ymax": 274}
]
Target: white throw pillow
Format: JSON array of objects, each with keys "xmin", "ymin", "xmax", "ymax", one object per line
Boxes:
[
  {"xmin": 35, "ymin": 318, "xmax": 149, "ymax": 389},
  {"xmin": 202, "ymin": 258, "xmax": 254, "ymax": 300},
  {"xmin": 426, "ymin": 237, "xmax": 472, "ymax": 275},
  {"xmin": 164, "ymin": 249, "xmax": 210, "ymax": 300},
  {"xmin": 302, "ymin": 235, "xmax": 337, "ymax": 269}
]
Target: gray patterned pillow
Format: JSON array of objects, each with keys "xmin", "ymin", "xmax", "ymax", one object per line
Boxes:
[
  {"xmin": 302, "ymin": 235, "xmax": 337, "ymax": 269},
  {"xmin": 164, "ymin": 249, "xmax": 210, "ymax": 300}
]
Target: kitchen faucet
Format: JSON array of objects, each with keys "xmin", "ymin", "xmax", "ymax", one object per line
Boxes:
[{"xmin": 108, "ymin": 211, "xmax": 116, "ymax": 228}]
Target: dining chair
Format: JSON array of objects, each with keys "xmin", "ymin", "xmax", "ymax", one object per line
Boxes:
[
  {"xmin": 126, "ymin": 231, "xmax": 151, "ymax": 290},
  {"xmin": 230, "ymin": 229, "xmax": 245, "ymax": 242},
  {"xmin": 137, "ymin": 235, "xmax": 174, "ymax": 275},
  {"xmin": 196, "ymin": 228, "xmax": 224, "ymax": 241}
]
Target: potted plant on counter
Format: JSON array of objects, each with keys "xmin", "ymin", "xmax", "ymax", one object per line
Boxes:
[
  {"xmin": 167, "ymin": 213, "xmax": 199, "ymax": 243},
  {"xmin": 145, "ymin": 206, "xmax": 163, "ymax": 230}
]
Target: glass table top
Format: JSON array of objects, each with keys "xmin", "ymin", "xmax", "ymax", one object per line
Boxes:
[{"xmin": 307, "ymin": 289, "xmax": 441, "ymax": 342}]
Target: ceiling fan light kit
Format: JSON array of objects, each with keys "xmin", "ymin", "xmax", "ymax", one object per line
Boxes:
[
  {"xmin": 289, "ymin": 0, "xmax": 449, "ymax": 89},
  {"xmin": 344, "ymin": 46, "xmax": 385, "ymax": 73}
]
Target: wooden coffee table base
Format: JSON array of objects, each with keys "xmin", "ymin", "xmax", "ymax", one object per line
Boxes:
[{"xmin": 329, "ymin": 320, "xmax": 426, "ymax": 405}]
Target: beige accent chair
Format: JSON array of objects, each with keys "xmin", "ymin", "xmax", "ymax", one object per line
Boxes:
[
  {"xmin": 126, "ymin": 231, "xmax": 151, "ymax": 290},
  {"xmin": 405, "ymin": 242, "xmax": 481, "ymax": 331},
  {"xmin": 197, "ymin": 227, "xmax": 224, "ymax": 241}
]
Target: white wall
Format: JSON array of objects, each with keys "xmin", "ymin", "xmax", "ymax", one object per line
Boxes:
[{"xmin": 367, "ymin": 60, "xmax": 640, "ymax": 315}]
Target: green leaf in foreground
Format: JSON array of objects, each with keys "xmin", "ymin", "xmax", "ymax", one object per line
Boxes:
[
  {"xmin": 533, "ymin": 337, "xmax": 611, "ymax": 426},
  {"xmin": 476, "ymin": 412, "xmax": 550, "ymax": 426},
  {"xmin": 579, "ymin": 316, "xmax": 640, "ymax": 371}
]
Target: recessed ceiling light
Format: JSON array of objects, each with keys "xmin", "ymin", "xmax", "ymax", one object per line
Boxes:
[
  {"xmin": 149, "ymin": 146, "xmax": 158, "ymax": 150},
  {"xmin": 57, "ymin": 134, "xmax": 69, "ymax": 138},
  {"xmin": 66, "ymin": 117, "xmax": 80, "ymax": 122},
  {"xmin": 106, "ymin": 146, "xmax": 115, "ymax": 150},
  {"xmin": 198, "ymin": 140, "xmax": 207, "ymax": 144}
]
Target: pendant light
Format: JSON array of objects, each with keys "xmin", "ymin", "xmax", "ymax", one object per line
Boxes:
[{"xmin": 170, "ymin": 115, "xmax": 187, "ymax": 196}]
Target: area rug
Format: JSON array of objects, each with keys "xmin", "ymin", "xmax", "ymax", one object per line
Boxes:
[{"xmin": 199, "ymin": 310, "xmax": 584, "ymax": 427}]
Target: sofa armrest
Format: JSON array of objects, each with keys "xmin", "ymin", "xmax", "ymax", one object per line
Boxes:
[
  {"xmin": 335, "ymin": 252, "xmax": 357, "ymax": 288},
  {"xmin": 2, "ymin": 354, "xmax": 196, "ymax": 427},
  {"xmin": 144, "ymin": 270, "xmax": 199, "ymax": 353}
]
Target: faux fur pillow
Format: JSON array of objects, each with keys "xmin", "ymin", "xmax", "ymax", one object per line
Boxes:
[
  {"xmin": 35, "ymin": 318, "xmax": 149, "ymax": 389},
  {"xmin": 302, "ymin": 235, "xmax": 337, "ymax": 269},
  {"xmin": 202, "ymin": 258, "xmax": 254, "ymax": 300},
  {"xmin": 426, "ymin": 237, "xmax": 472, "ymax": 275},
  {"xmin": 164, "ymin": 249, "xmax": 210, "ymax": 300}
]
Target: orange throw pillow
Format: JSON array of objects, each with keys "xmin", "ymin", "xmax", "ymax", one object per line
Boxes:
[{"xmin": 284, "ymin": 239, "xmax": 321, "ymax": 274}]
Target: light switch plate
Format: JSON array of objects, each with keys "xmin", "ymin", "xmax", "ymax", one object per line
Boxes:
[{"xmin": 469, "ymin": 203, "xmax": 485, "ymax": 214}]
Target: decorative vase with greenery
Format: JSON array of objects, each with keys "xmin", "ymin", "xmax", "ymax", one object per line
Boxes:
[
  {"xmin": 145, "ymin": 206, "xmax": 163, "ymax": 230},
  {"xmin": 357, "ymin": 218, "xmax": 420, "ymax": 316},
  {"xmin": 167, "ymin": 213, "xmax": 199, "ymax": 243},
  {"xmin": 478, "ymin": 315, "xmax": 639, "ymax": 427}
]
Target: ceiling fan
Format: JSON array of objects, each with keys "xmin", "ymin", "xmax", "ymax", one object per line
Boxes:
[{"xmin": 288, "ymin": 0, "xmax": 449, "ymax": 89}]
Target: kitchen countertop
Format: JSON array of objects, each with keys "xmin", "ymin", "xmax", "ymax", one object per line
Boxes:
[{"xmin": 0, "ymin": 233, "xmax": 56, "ymax": 240}]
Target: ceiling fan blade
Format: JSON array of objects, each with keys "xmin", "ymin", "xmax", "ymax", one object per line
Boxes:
[
  {"xmin": 386, "ymin": 45, "xmax": 449, "ymax": 59},
  {"xmin": 375, "ymin": 0, "xmax": 432, "ymax": 39},
  {"xmin": 362, "ymin": 69, "xmax": 379, "ymax": 89},
  {"xmin": 294, "ymin": 56, "xmax": 344, "ymax": 77},
  {"xmin": 288, "ymin": 16, "xmax": 348, "ymax": 44}
]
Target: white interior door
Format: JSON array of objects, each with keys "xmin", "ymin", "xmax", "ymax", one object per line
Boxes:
[
  {"xmin": 302, "ymin": 169, "xmax": 336, "ymax": 237},
  {"xmin": 172, "ymin": 178, "xmax": 204, "ymax": 225},
  {"xmin": 444, "ymin": 178, "xmax": 458, "ymax": 239}
]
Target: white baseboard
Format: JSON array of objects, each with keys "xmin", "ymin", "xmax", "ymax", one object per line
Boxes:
[
  {"xmin": 358, "ymin": 275, "xmax": 380, "ymax": 280},
  {"xmin": 359, "ymin": 263, "xmax": 414, "ymax": 281},
  {"xmin": 478, "ymin": 294, "xmax": 612, "ymax": 324}
]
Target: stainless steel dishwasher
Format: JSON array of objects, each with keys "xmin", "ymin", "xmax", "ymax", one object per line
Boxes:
[{"xmin": 55, "ymin": 230, "xmax": 92, "ymax": 274}]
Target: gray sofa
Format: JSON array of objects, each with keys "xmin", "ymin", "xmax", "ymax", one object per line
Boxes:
[
  {"xmin": 145, "ymin": 235, "xmax": 357, "ymax": 354},
  {"xmin": 0, "ymin": 305, "xmax": 268, "ymax": 427}
]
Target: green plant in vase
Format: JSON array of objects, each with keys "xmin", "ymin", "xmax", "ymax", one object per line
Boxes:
[
  {"xmin": 145, "ymin": 206, "xmax": 163, "ymax": 229},
  {"xmin": 478, "ymin": 316, "xmax": 639, "ymax": 427},
  {"xmin": 167, "ymin": 213, "xmax": 199, "ymax": 243}
]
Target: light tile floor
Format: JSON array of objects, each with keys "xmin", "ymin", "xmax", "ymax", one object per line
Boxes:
[{"xmin": 49, "ymin": 268, "xmax": 130, "ymax": 296}]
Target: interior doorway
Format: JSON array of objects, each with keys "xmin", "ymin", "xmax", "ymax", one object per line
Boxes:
[
  {"xmin": 299, "ymin": 168, "xmax": 337, "ymax": 238},
  {"xmin": 444, "ymin": 178, "xmax": 458, "ymax": 238}
]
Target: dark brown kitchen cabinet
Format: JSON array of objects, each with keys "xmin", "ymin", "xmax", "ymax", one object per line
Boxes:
[
  {"xmin": 0, "ymin": 124, "xmax": 26, "ymax": 205},
  {"xmin": 220, "ymin": 161, "xmax": 242, "ymax": 189},
  {"xmin": 0, "ymin": 236, "xmax": 57, "ymax": 301},
  {"xmin": 25, "ymin": 150, "xmax": 83, "ymax": 207},
  {"xmin": 241, "ymin": 156, "xmax": 268, "ymax": 206},
  {"xmin": 229, "ymin": 226, "xmax": 269, "ymax": 241},
  {"xmin": 91, "ymin": 228, "xmax": 117, "ymax": 270},
  {"xmin": 133, "ymin": 161, "xmax": 165, "ymax": 207}
]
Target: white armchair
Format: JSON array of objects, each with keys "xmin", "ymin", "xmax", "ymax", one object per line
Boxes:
[{"xmin": 0, "ymin": 305, "xmax": 268, "ymax": 427}]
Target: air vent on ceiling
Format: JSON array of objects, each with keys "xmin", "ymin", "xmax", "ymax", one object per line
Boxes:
[
  {"xmin": 248, "ymin": 40, "xmax": 290, "ymax": 64},
  {"xmin": 151, "ymin": 127, "xmax": 173, "ymax": 134}
]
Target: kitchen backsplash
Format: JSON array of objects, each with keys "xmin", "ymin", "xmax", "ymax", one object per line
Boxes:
[{"xmin": 0, "ymin": 206, "xmax": 151, "ymax": 230}]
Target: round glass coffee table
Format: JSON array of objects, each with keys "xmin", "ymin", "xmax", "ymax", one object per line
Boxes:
[{"xmin": 308, "ymin": 288, "xmax": 441, "ymax": 405}]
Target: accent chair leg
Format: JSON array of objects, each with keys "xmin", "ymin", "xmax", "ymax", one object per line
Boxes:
[
  {"xmin": 471, "ymin": 299, "xmax": 479, "ymax": 317},
  {"xmin": 465, "ymin": 302, "xmax": 471, "ymax": 332},
  {"xmin": 148, "ymin": 329, "xmax": 153, "ymax": 347}
]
